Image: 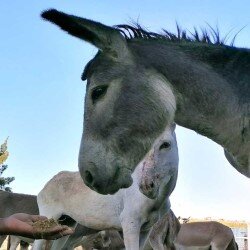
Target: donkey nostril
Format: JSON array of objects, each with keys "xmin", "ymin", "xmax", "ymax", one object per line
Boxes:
[
  {"xmin": 150, "ymin": 182, "xmax": 154, "ymax": 188},
  {"xmin": 84, "ymin": 170, "xmax": 94, "ymax": 185}
]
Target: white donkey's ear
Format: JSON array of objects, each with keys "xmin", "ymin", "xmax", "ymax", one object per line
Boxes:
[
  {"xmin": 41, "ymin": 9, "xmax": 129, "ymax": 60},
  {"xmin": 171, "ymin": 123, "xmax": 176, "ymax": 132}
]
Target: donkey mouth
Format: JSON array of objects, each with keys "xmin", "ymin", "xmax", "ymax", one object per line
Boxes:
[
  {"xmin": 107, "ymin": 173, "xmax": 133, "ymax": 194},
  {"xmin": 93, "ymin": 181, "xmax": 132, "ymax": 195},
  {"xmin": 90, "ymin": 168, "xmax": 133, "ymax": 195},
  {"xmin": 79, "ymin": 158, "xmax": 134, "ymax": 195}
]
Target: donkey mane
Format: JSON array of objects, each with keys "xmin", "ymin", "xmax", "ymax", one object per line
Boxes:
[{"xmin": 115, "ymin": 23, "xmax": 239, "ymax": 47}]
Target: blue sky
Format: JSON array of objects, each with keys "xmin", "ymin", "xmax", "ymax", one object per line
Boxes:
[{"xmin": 1, "ymin": 1, "xmax": 249, "ymax": 221}]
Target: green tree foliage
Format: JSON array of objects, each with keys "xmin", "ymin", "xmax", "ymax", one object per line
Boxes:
[
  {"xmin": 0, "ymin": 138, "xmax": 15, "ymax": 192},
  {"xmin": 0, "ymin": 165, "xmax": 15, "ymax": 192}
]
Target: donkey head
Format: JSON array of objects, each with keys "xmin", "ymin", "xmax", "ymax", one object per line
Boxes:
[
  {"xmin": 139, "ymin": 123, "xmax": 178, "ymax": 199},
  {"xmin": 42, "ymin": 9, "xmax": 176, "ymax": 194}
]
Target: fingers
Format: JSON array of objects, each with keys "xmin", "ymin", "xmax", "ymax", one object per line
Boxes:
[
  {"xmin": 42, "ymin": 226, "xmax": 74, "ymax": 240},
  {"xmin": 48, "ymin": 225, "xmax": 73, "ymax": 233},
  {"xmin": 49, "ymin": 225, "xmax": 74, "ymax": 235}
]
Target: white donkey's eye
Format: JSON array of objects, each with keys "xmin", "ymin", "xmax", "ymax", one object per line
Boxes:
[{"xmin": 159, "ymin": 141, "xmax": 171, "ymax": 150}]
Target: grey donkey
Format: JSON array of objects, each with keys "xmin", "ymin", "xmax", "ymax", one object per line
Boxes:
[
  {"xmin": 149, "ymin": 211, "xmax": 238, "ymax": 250},
  {"xmin": 41, "ymin": 9, "xmax": 249, "ymax": 194}
]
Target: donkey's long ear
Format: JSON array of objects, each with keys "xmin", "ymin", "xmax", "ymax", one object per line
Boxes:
[{"xmin": 41, "ymin": 9, "xmax": 129, "ymax": 60}]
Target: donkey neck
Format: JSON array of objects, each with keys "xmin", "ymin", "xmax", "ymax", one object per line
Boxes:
[{"xmin": 132, "ymin": 41, "xmax": 249, "ymax": 163}]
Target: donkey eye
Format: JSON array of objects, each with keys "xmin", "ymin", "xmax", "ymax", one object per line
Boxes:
[
  {"xmin": 159, "ymin": 142, "xmax": 171, "ymax": 150},
  {"xmin": 91, "ymin": 85, "xmax": 108, "ymax": 103}
]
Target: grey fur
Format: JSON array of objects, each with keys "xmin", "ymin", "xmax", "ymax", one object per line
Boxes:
[{"xmin": 41, "ymin": 9, "xmax": 249, "ymax": 194}]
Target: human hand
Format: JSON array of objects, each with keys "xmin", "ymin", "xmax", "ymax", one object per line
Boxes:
[{"xmin": 1, "ymin": 213, "xmax": 74, "ymax": 239}]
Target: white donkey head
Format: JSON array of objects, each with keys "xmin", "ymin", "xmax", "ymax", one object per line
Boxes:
[{"xmin": 138, "ymin": 123, "xmax": 178, "ymax": 199}]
